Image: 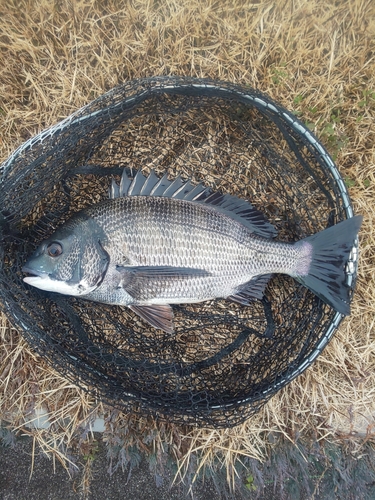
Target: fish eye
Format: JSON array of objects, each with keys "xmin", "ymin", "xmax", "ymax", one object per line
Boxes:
[{"xmin": 46, "ymin": 242, "xmax": 63, "ymax": 257}]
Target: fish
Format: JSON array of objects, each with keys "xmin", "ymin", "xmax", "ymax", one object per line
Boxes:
[{"xmin": 23, "ymin": 169, "xmax": 362, "ymax": 333}]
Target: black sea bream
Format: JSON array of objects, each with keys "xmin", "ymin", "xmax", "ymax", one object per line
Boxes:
[{"xmin": 23, "ymin": 170, "xmax": 362, "ymax": 333}]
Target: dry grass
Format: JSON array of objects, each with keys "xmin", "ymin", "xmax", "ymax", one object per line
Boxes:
[{"xmin": 1, "ymin": 0, "xmax": 375, "ymax": 489}]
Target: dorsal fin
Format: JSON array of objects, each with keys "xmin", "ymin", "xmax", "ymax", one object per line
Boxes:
[
  {"xmin": 109, "ymin": 169, "xmax": 277, "ymax": 239},
  {"xmin": 198, "ymin": 192, "xmax": 277, "ymax": 238},
  {"xmin": 109, "ymin": 169, "xmax": 209, "ymax": 201}
]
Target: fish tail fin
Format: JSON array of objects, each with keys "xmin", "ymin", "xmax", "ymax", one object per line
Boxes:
[{"xmin": 293, "ymin": 215, "xmax": 362, "ymax": 315}]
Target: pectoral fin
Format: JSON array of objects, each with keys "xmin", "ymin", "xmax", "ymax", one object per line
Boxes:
[
  {"xmin": 116, "ymin": 265, "xmax": 211, "ymax": 301},
  {"xmin": 129, "ymin": 304, "xmax": 174, "ymax": 333}
]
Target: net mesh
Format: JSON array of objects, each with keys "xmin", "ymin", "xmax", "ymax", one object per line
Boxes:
[{"xmin": 0, "ymin": 76, "xmax": 358, "ymax": 427}]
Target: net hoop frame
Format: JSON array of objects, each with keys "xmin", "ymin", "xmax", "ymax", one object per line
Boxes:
[{"xmin": 0, "ymin": 76, "xmax": 360, "ymax": 425}]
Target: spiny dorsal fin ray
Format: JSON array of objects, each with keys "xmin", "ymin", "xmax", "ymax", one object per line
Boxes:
[
  {"xmin": 119, "ymin": 169, "xmax": 132, "ymax": 196},
  {"xmin": 161, "ymin": 175, "xmax": 185, "ymax": 197},
  {"xmin": 139, "ymin": 169, "xmax": 160, "ymax": 195},
  {"xmin": 110, "ymin": 169, "xmax": 277, "ymax": 239},
  {"xmin": 110, "ymin": 178, "xmax": 119, "ymax": 199},
  {"xmin": 127, "ymin": 170, "xmax": 147, "ymax": 196},
  {"xmin": 179, "ymin": 182, "xmax": 208, "ymax": 201},
  {"xmin": 149, "ymin": 172, "xmax": 171, "ymax": 196}
]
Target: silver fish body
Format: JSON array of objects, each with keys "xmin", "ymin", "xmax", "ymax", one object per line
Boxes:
[
  {"xmin": 23, "ymin": 170, "xmax": 362, "ymax": 332},
  {"xmin": 82, "ymin": 196, "xmax": 306, "ymax": 303}
]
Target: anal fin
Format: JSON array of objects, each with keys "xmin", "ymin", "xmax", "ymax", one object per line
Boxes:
[
  {"xmin": 129, "ymin": 304, "xmax": 174, "ymax": 333},
  {"xmin": 228, "ymin": 274, "xmax": 272, "ymax": 305}
]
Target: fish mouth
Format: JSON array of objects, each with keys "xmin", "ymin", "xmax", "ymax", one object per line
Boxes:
[
  {"xmin": 22, "ymin": 267, "xmax": 69, "ymax": 294},
  {"xmin": 22, "ymin": 266, "xmax": 90, "ymax": 295},
  {"xmin": 22, "ymin": 266, "xmax": 49, "ymax": 284}
]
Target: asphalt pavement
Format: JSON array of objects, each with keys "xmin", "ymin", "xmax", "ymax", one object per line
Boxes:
[{"xmin": 0, "ymin": 436, "xmax": 249, "ymax": 500}]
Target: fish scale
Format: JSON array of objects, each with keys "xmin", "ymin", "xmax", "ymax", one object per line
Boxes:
[{"xmin": 90, "ymin": 197, "xmax": 265, "ymax": 274}]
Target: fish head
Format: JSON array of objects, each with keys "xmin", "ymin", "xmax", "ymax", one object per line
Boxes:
[{"xmin": 23, "ymin": 218, "xmax": 109, "ymax": 296}]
